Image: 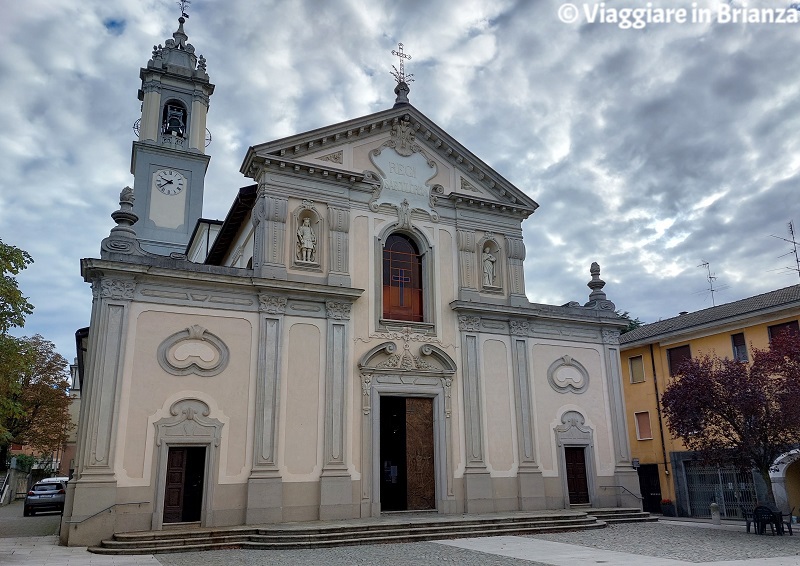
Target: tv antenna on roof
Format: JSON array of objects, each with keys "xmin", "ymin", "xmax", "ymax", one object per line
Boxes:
[
  {"xmin": 697, "ymin": 261, "xmax": 728, "ymax": 306},
  {"xmin": 177, "ymin": 0, "xmax": 190, "ymax": 18},
  {"xmin": 770, "ymin": 220, "xmax": 800, "ymax": 281}
]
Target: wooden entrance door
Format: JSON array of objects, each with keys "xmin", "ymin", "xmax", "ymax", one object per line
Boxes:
[
  {"xmin": 163, "ymin": 447, "xmax": 206, "ymax": 523},
  {"xmin": 405, "ymin": 397, "xmax": 435, "ymax": 510},
  {"xmin": 379, "ymin": 396, "xmax": 435, "ymax": 511},
  {"xmin": 565, "ymin": 447, "xmax": 590, "ymax": 504}
]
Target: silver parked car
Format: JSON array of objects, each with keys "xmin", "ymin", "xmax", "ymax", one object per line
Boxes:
[{"xmin": 23, "ymin": 477, "xmax": 68, "ymax": 516}]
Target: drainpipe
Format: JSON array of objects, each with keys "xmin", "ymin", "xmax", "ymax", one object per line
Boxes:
[{"xmin": 650, "ymin": 344, "xmax": 670, "ymax": 488}]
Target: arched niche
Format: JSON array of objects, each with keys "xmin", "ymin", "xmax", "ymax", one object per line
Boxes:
[
  {"xmin": 292, "ymin": 200, "xmax": 322, "ymax": 270},
  {"xmin": 477, "ymin": 233, "xmax": 502, "ymax": 292}
]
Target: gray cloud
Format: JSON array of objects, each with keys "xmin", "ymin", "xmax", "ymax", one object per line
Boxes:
[{"xmin": 2, "ymin": 0, "xmax": 799, "ymax": 358}]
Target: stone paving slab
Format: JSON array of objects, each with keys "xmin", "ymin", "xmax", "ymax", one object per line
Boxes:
[
  {"xmin": 529, "ymin": 521, "xmax": 800, "ymax": 563},
  {"xmin": 0, "ymin": 536, "xmax": 160, "ymax": 566},
  {"xmin": 4, "ymin": 515, "xmax": 800, "ymax": 565},
  {"xmin": 438, "ymin": 536, "xmax": 690, "ymax": 565},
  {"xmin": 153, "ymin": 541, "xmax": 547, "ymax": 566}
]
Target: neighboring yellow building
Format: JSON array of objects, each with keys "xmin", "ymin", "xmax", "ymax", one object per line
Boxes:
[{"xmin": 619, "ymin": 284, "xmax": 800, "ymax": 518}]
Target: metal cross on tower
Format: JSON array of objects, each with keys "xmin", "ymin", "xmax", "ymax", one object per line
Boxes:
[
  {"xmin": 391, "ymin": 42, "xmax": 414, "ymax": 85},
  {"xmin": 177, "ymin": 0, "xmax": 191, "ymax": 18}
]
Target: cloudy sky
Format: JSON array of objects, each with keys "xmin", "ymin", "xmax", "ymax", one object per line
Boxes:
[{"xmin": 2, "ymin": 0, "xmax": 800, "ymax": 360}]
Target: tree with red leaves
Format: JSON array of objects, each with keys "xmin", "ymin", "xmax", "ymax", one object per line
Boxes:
[
  {"xmin": 661, "ymin": 331, "xmax": 800, "ymax": 503},
  {"xmin": 0, "ymin": 334, "xmax": 72, "ymax": 469}
]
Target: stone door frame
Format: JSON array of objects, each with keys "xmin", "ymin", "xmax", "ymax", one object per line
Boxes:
[
  {"xmin": 152, "ymin": 399, "xmax": 223, "ymax": 530},
  {"xmin": 358, "ymin": 341, "xmax": 456, "ymax": 517},
  {"xmin": 555, "ymin": 410, "xmax": 597, "ymax": 508}
]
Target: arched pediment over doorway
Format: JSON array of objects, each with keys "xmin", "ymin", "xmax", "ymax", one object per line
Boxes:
[{"xmin": 359, "ymin": 341, "xmax": 456, "ymax": 377}]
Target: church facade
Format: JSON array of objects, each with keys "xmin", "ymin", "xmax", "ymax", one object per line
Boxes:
[{"xmin": 61, "ymin": 18, "xmax": 639, "ymax": 546}]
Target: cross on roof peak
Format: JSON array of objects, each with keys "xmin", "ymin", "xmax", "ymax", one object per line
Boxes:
[{"xmin": 391, "ymin": 42, "xmax": 414, "ymax": 85}]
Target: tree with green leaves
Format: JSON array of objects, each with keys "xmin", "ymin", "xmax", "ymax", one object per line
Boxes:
[
  {"xmin": 615, "ymin": 310, "xmax": 643, "ymax": 334},
  {"xmin": 661, "ymin": 331, "xmax": 800, "ymax": 503},
  {"xmin": 0, "ymin": 239, "xmax": 34, "ymax": 335},
  {"xmin": 0, "ymin": 334, "xmax": 72, "ymax": 469}
]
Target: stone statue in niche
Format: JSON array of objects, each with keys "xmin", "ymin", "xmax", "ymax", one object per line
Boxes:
[
  {"xmin": 482, "ymin": 247, "xmax": 497, "ymax": 286},
  {"xmin": 296, "ymin": 217, "xmax": 317, "ymax": 263}
]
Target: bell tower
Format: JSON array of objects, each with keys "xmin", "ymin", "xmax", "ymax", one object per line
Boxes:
[{"xmin": 130, "ymin": 16, "xmax": 215, "ymax": 256}]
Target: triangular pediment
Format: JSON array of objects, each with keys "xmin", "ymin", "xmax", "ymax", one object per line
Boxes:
[{"xmin": 240, "ymin": 104, "xmax": 538, "ymax": 215}]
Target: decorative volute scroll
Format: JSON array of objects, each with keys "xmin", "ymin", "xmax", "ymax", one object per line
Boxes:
[
  {"xmin": 458, "ymin": 315, "xmax": 481, "ymax": 332},
  {"xmin": 251, "ymin": 192, "xmax": 288, "ymax": 277},
  {"xmin": 157, "ymin": 325, "xmax": 230, "ymax": 377},
  {"xmin": 154, "ymin": 399, "xmax": 223, "ymax": 447},
  {"xmin": 547, "ymin": 354, "xmax": 590, "ymax": 394},
  {"xmin": 457, "ymin": 230, "xmax": 478, "ymax": 290},
  {"xmin": 325, "ymin": 301, "xmax": 352, "ymax": 320},
  {"xmin": 555, "ymin": 410, "xmax": 593, "ymax": 446},
  {"xmin": 92, "ymin": 278, "xmax": 136, "ymax": 301},
  {"xmin": 510, "ymin": 319, "xmax": 530, "ymax": 336},
  {"xmin": 602, "ymin": 329, "xmax": 620, "ymax": 344},
  {"xmin": 504, "ymin": 235, "xmax": 526, "ymax": 297},
  {"xmin": 258, "ymin": 294, "xmax": 287, "ymax": 315}
]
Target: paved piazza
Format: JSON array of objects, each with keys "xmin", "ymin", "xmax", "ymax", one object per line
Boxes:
[
  {"xmin": 3, "ymin": 512, "xmax": 800, "ymax": 565},
  {"xmin": 154, "ymin": 522, "xmax": 800, "ymax": 566}
]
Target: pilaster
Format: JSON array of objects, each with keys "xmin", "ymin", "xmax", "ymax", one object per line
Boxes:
[
  {"xmin": 510, "ymin": 333, "xmax": 545, "ymax": 509},
  {"xmin": 246, "ymin": 293, "xmax": 286, "ymax": 524},
  {"xmin": 458, "ymin": 315, "xmax": 493, "ymax": 512},
  {"xmin": 505, "ymin": 236, "xmax": 528, "ymax": 307},
  {"xmin": 457, "ymin": 230, "xmax": 478, "ymax": 291},
  {"xmin": 327, "ymin": 206, "xmax": 351, "ymax": 286},
  {"xmin": 62, "ymin": 276, "xmax": 132, "ymax": 546},
  {"xmin": 320, "ymin": 300, "xmax": 354, "ymax": 520},
  {"xmin": 602, "ymin": 329, "xmax": 634, "ymax": 468},
  {"xmin": 252, "ymin": 189, "xmax": 288, "ymax": 279}
]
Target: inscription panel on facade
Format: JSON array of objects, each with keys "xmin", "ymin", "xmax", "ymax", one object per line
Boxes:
[{"xmin": 369, "ymin": 147, "xmax": 438, "ymax": 220}]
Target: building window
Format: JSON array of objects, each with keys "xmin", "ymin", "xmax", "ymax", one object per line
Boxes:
[
  {"xmin": 731, "ymin": 333, "xmax": 748, "ymax": 362},
  {"xmin": 629, "ymin": 355, "xmax": 645, "ymax": 383},
  {"xmin": 382, "ymin": 233, "xmax": 424, "ymax": 322},
  {"xmin": 635, "ymin": 411, "xmax": 653, "ymax": 440},
  {"xmin": 768, "ymin": 320, "xmax": 799, "ymax": 342},
  {"xmin": 667, "ymin": 345, "xmax": 691, "ymax": 376}
]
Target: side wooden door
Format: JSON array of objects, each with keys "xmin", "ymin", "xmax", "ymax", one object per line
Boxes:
[{"xmin": 565, "ymin": 447, "xmax": 590, "ymax": 504}]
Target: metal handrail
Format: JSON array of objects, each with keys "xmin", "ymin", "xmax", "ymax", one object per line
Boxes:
[
  {"xmin": 599, "ymin": 484, "xmax": 643, "ymax": 500},
  {"xmin": 66, "ymin": 501, "xmax": 149, "ymax": 525}
]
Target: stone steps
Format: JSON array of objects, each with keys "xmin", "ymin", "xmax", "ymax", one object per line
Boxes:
[
  {"xmin": 89, "ymin": 511, "xmax": 606, "ymax": 555},
  {"xmin": 589, "ymin": 508, "xmax": 657, "ymax": 524}
]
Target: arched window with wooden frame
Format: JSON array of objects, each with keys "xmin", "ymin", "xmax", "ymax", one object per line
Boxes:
[{"xmin": 382, "ymin": 233, "xmax": 424, "ymax": 322}]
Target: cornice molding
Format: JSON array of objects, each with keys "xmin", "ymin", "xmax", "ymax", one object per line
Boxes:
[{"xmin": 239, "ymin": 106, "xmax": 538, "ymax": 213}]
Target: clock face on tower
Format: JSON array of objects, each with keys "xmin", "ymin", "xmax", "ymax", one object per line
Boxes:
[{"xmin": 152, "ymin": 169, "xmax": 187, "ymax": 195}]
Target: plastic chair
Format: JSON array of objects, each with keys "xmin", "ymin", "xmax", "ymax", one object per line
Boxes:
[
  {"xmin": 753, "ymin": 506, "xmax": 777, "ymax": 535},
  {"xmin": 781, "ymin": 507, "xmax": 794, "ymax": 536}
]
